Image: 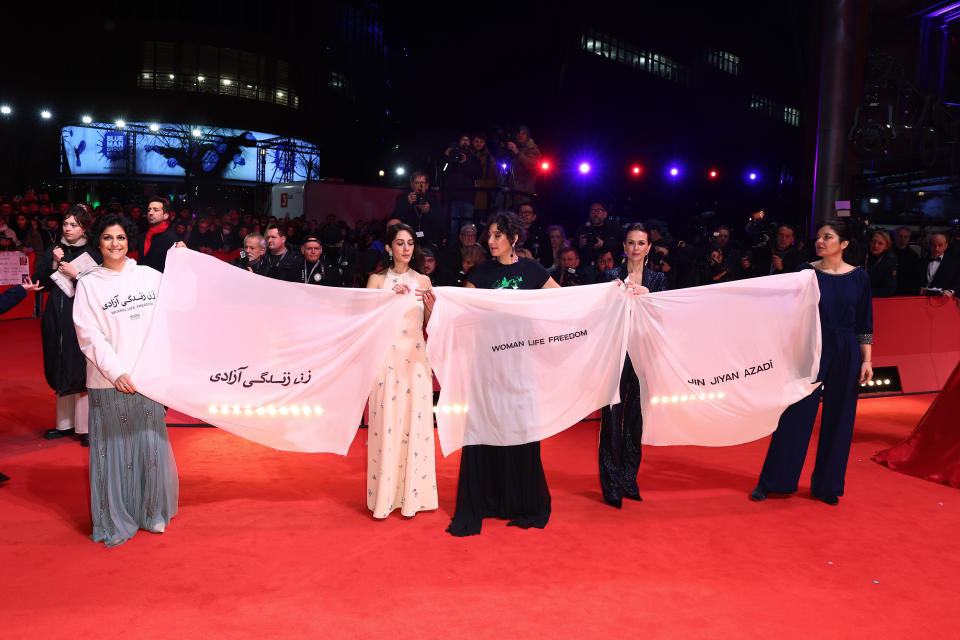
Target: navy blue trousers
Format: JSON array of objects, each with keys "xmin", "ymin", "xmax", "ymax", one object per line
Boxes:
[{"xmin": 757, "ymin": 338, "xmax": 861, "ymax": 498}]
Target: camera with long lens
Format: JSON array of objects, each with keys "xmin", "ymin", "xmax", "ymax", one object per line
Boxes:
[{"xmin": 745, "ymin": 209, "xmax": 777, "ymax": 250}]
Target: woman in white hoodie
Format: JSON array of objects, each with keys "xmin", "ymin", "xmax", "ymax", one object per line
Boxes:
[{"xmin": 73, "ymin": 214, "xmax": 178, "ymax": 547}]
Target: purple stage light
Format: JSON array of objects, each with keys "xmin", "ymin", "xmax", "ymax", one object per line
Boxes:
[
  {"xmin": 748, "ymin": 172, "xmax": 757, "ymax": 181},
  {"xmin": 669, "ymin": 167, "xmax": 679, "ymax": 177},
  {"xmin": 578, "ymin": 162, "xmax": 591, "ymax": 174}
]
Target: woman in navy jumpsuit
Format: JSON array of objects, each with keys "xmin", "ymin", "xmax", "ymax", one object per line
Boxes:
[{"xmin": 750, "ymin": 220, "xmax": 874, "ymax": 505}]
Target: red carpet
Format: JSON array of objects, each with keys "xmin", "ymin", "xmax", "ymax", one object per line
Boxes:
[{"xmin": 2, "ymin": 318, "xmax": 959, "ymax": 639}]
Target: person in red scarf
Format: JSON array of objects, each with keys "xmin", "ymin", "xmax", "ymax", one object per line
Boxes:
[{"xmin": 138, "ymin": 197, "xmax": 179, "ymax": 272}]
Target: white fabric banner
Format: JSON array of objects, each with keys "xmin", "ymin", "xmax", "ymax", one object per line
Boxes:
[
  {"xmin": 629, "ymin": 271, "xmax": 822, "ymax": 446},
  {"xmin": 426, "ymin": 282, "xmax": 629, "ymax": 455},
  {"xmin": 132, "ymin": 249, "xmax": 407, "ymax": 454}
]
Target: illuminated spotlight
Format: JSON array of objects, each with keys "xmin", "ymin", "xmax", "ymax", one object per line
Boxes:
[
  {"xmin": 290, "ymin": 405, "xmax": 300, "ymax": 416},
  {"xmin": 699, "ymin": 394, "xmax": 706, "ymax": 400},
  {"xmin": 433, "ymin": 405, "xmax": 440, "ymax": 414},
  {"xmin": 883, "ymin": 379, "xmax": 891, "ymax": 385},
  {"xmin": 209, "ymin": 405, "xmax": 218, "ymax": 415},
  {"xmin": 670, "ymin": 395, "xmax": 679, "ymax": 403},
  {"xmin": 40, "ymin": 109, "xmax": 52, "ymax": 119},
  {"xmin": 279, "ymin": 406, "xmax": 289, "ymax": 416},
  {"xmin": 651, "ymin": 397, "xmax": 660, "ymax": 404},
  {"xmin": 168, "ymin": 74, "xmax": 175, "ymax": 79},
  {"xmin": 708, "ymin": 169, "xmax": 718, "ymax": 179},
  {"xmin": 452, "ymin": 404, "xmax": 463, "ymax": 414},
  {"xmin": 661, "ymin": 396, "xmax": 670, "ymax": 404},
  {"xmin": 748, "ymin": 172, "xmax": 758, "ymax": 181},
  {"xmin": 442, "ymin": 405, "xmax": 452, "ymax": 414},
  {"xmin": 501, "ymin": 162, "xmax": 508, "ymax": 170},
  {"xmin": 578, "ymin": 162, "xmax": 591, "ymax": 174},
  {"xmin": 232, "ymin": 405, "xmax": 241, "ymax": 415},
  {"xmin": 463, "ymin": 405, "xmax": 469, "ymax": 413},
  {"xmin": 256, "ymin": 406, "xmax": 265, "ymax": 416},
  {"xmin": 192, "ymin": 128, "xmax": 202, "ymax": 137},
  {"xmin": 302, "ymin": 405, "xmax": 312, "ymax": 416},
  {"xmin": 631, "ymin": 164, "xmax": 643, "ymax": 176},
  {"xmin": 717, "ymin": 392, "xmax": 725, "ymax": 399},
  {"xmin": 540, "ymin": 160, "xmax": 551, "ymax": 171},
  {"xmin": 197, "ymin": 75, "xmax": 205, "ymax": 82},
  {"xmin": 868, "ymin": 197, "xmax": 880, "ymax": 204},
  {"xmin": 277, "ymin": 91, "xmax": 284, "ymax": 97},
  {"xmin": 223, "ymin": 78, "xmax": 232, "ymax": 86},
  {"xmin": 220, "ymin": 404, "xmax": 229, "ymax": 414},
  {"xmin": 707, "ymin": 393, "xmax": 716, "ymax": 399},
  {"xmin": 81, "ymin": 115, "xmax": 92, "ymax": 124},
  {"xmin": 867, "ymin": 380, "xmax": 875, "ymax": 386},
  {"xmin": 267, "ymin": 405, "xmax": 277, "ymax": 416},
  {"xmin": 0, "ymin": 105, "xmax": 12, "ymax": 115},
  {"xmin": 680, "ymin": 395, "xmax": 689, "ymax": 402},
  {"xmin": 378, "ymin": 170, "xmax": 385, "ymax": 177},
  {"xmin": 115, "ymin": 119, "xmax": 126, "ymax": 128},
  {"xmin": 395, "ymin": 166, "xmax": 405, "ymax": 176},
  {"xmin": 149, "ymin": 123, "xmax": 159, "ymax": 132},
  {"xmin": 314, "ymin": 406, "xmax": 324, "ymax": 416},
  {"xmin": 861, "ymin": 383, "xmax": 866, "ymax": 387}
]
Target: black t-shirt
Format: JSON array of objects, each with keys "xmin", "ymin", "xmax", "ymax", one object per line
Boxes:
[{"xmin": 466, "ymin": 258, "xmax": 550, "ymax": 290}]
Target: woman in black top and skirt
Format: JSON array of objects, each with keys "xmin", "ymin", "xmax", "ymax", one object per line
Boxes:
[
  {"xmin": 446, "ymin": 211, "xmax": 560, "ymax": 536},
  {"xmin": 598, "ymin": 223, "xmax": 667, "ymax": 507},
  {"xmin": 34, "ymin": 204, "xmax": 100, "ymax": 445}
]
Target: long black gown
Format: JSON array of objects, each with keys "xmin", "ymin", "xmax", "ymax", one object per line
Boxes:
[
  {"xmin": 598, "ymin": 265, "xmax": 667, "ymax": 506},
  {"xmin": 446, "ymin": 258, "xmax": 552, "ymax": 536}
]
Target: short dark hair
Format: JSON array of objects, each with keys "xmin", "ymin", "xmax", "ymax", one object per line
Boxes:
[
  {"xmin": 558, "ymin": 246, "xmax": 579, "ymax": 259},
  {"xmin": 818, "ymin": 219, "xmax": 851, "ymax": 243},
  {"xmin": 62, "ymin": 204, "xmax": 93, "ymax": 233},
  {"xmin": 487, "ymin": 211, "xmax": 523, "ymax": 244},
  {"xmin": 410, "ymin": 170, "xmax": 429, "ymax": 183},
  {"xmin": 92, "ymin": 214, "xmax": 139, "ymax": 251},
  {"xmin": 147, "ymin": 196, "xmax": 172, "ymax": 214},
  {"xmin": 265, "ymin": 224, "xmax": 285, "ymax": 237}
]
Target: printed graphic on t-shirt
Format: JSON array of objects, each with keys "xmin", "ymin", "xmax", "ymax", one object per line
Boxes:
[{"xmin": 495, "ymin": 276, "xmax": 523, "ymax": 289}]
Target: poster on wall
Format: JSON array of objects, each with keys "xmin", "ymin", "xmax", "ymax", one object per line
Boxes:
[{"xmin": 0, "ymin": 252, "xmax": 30, "ymax": 286}]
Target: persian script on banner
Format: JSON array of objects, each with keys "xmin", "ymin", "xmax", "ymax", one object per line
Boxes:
[
  {"xmin": 629, "ymin": 271, "xmax": 822, "ymax": 446},
  {"xmin": 427, "ymin": 282, "xmax": 629, "ymax": 455},
  {"xmin": 132, "ymin": 249, "xmax": 407, "ymax": 454}
]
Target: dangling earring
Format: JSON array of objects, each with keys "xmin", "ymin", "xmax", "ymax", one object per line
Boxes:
[{"xmin": 387, "ymin": 250, "xmax": 394, "ymax": 265}]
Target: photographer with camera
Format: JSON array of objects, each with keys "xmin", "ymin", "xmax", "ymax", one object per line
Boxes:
[
  {"xmin": 740, "ymin": 210, "xmax": 799, "ymax": 278},
  {"xmin": 575, "ymin": 201, "xmax": 622, "ymax": 267},
  {"xmin": 392, "ymin": 171, "xmax": 445, "ymax": 249},
  {"xmin": 552, "ymin": 246, "xmax": 589, "ymax": 286},
  {"xmin": 472, "ymin": 133, "xmax": 499, "ymax": 223},
  {"xmin": 502, "ymin": 125, "xmax": 541, "ymax": 207},
  {"xmin": 442, "ymin": 134, "xmax": 482, "ymax": 238},
  {"xmin": 231, "ymin": 232, "xmax": 270, "ymax": 276}
]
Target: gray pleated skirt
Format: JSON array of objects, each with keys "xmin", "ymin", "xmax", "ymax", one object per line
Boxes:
[{"xmin": 88, "ymin": 388, "xmax": 179, "ymax": 547}]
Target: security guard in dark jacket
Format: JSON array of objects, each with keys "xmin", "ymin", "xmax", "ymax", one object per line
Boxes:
[{"xmin": 263, "ymin": 224, "xmax": 302, "ymax": 282}]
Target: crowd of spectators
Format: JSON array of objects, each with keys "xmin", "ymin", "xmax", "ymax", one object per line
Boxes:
[{"xmin": 2, "ymin": 176, "xmax": 959, "ymax": 300}]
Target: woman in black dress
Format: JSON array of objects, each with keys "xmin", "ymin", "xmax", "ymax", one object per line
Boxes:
[
  {"xmin": 863, "ymin": 229, "xmax": 898, "ymax": 298},
  {"xmin": 446, "ymin": 211, "xmax": 560, "ymax": 536},
  {"xmin": 34, "ymin": 204, "xmax": 99, "ymax": 445},
  {"xmin": 598, "ymin": 223, "xmax": 667, "ymax": 507}
]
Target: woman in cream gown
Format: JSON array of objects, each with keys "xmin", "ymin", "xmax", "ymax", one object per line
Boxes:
[{"xmin": 365, "ymin": 223, "xmax": 438, "ymax": 518}]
